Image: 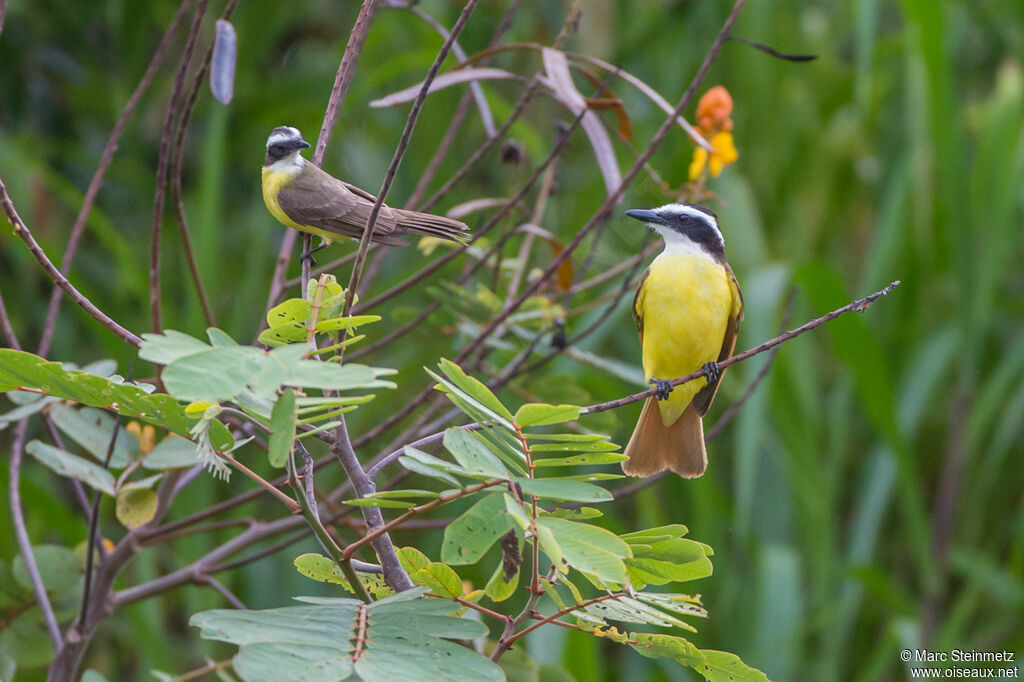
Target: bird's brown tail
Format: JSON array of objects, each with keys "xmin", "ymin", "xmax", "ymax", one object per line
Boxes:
[
  {"xmin": 395, "ymin": 209, "xmax": 470, "ymax": 243},
  {"xmin": 621, "ymin": 399, "xmax": 707, "ymax": 478}
]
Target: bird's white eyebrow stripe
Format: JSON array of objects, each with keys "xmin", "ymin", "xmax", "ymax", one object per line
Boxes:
[
  {"xmin": 266, "ymin": 127, "xmax": 303, "ymax": 147},
  {"xmin": 654, "ymin": 203, "xmax": 723, "ymax": 244}
]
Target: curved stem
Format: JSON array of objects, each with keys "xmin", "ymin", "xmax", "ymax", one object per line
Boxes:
[
  {"xmin": 9, "ymin": 422, "xmax": 63, "ymax": 650},
  {"xmin": 36, "ymin": 0, "xmax": 190, "ymax": 357},
  {"xmin": 341, "ymin": 0, "xmax": 482, "ymax": 319},
  {"xmin": 0, "ymin": 177, "xmax": 142, "ymax": 347}
]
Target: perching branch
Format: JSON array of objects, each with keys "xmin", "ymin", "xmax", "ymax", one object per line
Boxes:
[
  {"xmin": 584, "ymin": 280, "xmax": 901, "ymax": 415},
  {"xmin": 78, "ymin": 409, "xmax": 124, "ymax": 630}
]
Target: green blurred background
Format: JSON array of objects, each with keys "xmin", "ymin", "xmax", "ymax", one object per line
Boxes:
[{"xmin": 1, "ymin": 0, "xmax": 1022, "ymax": 679}]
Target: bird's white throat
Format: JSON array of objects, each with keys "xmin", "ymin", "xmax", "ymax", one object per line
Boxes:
[
  {"xmin": 268, "ymin": 151, "xmax": 305, "ymax": 175},
  {"xmin": 655, "ymin": 226, "xmax": 717, "ymax": 261}
]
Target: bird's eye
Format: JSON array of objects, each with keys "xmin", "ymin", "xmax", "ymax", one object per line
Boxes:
[{"xmin": 270, "ymin": 144, "xmax": 285, "ymax": 155}]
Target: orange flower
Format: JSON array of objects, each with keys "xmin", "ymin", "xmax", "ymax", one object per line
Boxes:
[
  {"xmin": 696, "ymin": 85, "xmax": 733, "ymax": 134},
  {"xmin": 689, "ymin": 86, "xmax": 738, "ymax": 181},
  {"xmin": 688, "ymin": 131, "xmax": 738, "ymax": 180}
]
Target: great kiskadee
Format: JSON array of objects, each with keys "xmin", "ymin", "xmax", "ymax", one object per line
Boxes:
[
  {"xmin": 261, "ymin": 126, "xmax": 469, "ymax": 252},
  {"xmin": 622, "ymin": 203, "xmax": 744, "ymax": 478}
]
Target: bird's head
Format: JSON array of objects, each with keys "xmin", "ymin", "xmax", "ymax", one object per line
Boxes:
[
  {"xmin": 624, "ymin": 203, "xmax": 725, "ymax": 260},
  {"xmin": 265, "ymin": 126, "xmax": 311, "ymax": 166}
]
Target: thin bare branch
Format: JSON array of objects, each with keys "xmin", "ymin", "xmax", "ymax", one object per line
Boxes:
[
  {"xmin": 151, "ymin": 0, "xmax": 209, "ymax": 333},
  {"xmin": 0, "ymin": 177, "xmax": 143, "ymax": 347},
  {"xmin": 9, "ymin": 422, "xmax": 63, "ymax": 650},
  {"xmin": 168, "ymin": 0, "xmax": 242, "ymax": 329},
  {"xmin": 341, "ymin": 0, "xmax": 482, "ymax": 318},
  {"xmin": 37, "ymin": 0, "xmax": 190, "ymax": 357},
  {"xmin": 0, "ymin": 286, "xmax": 21, "ymax": 350},
  {"xmin": 79, "ymin": 410, "xmax": 124, "ymax": 630},
  {"xmin": 262, "ymin": 0, "xmax": 381, "ymax": 324}
]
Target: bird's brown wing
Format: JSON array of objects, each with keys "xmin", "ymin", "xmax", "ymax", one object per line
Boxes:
[
  {"xmin": 691, "ymin": 263, "xmax": 744, "ymax": 416},
  {"xmin": 340, "ymin": 179, "xmax": 380, "ymax": 203},
  {"xmin": 633, "ymin": 267, "xmax": 650, "ymax": 339},
  {"xmin": 277, "ymin": 165, "xmax": 408, "ymax": 246}
]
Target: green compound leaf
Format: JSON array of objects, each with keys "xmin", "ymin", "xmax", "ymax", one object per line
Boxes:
[
  {"xmin": 623, "ymin": 526, "xmax": 712, "ymax": 586},
  {"xmin": 427, "ymin": 367, "xmax": 514, "ymax": 430},
  {"xmin": 294, "ymin": 553, "xmax": 351, "ymax": 587},
  {"xmin": 267, "ymin": 389, "xmax": 296, "ymax": 468},
  {"xmin": 191, "ymin": 588, "xmax": 503, "ymax": 682},
  {"xmin": 537, "ymin": 517, "xmax": 630, "ymax": 584},
  {"xmin": 514, "ymin": 403, "xmax": 582, "ymax": 427},
  {"xmin": 12, "ymin": 545, "xmax": 82, "ymax": 593},
  {"xmin": 0, "ymin": 350, "xmax": 233, "ymax": 450},
  {"xmin": 694, "ymin": 650, "xmax": 771, "ymax": 682},
  {"xmin": 48, "ymin": 404, "xmax": 138, "ymax": 467},
  {"xmin": 531, "ymin": 451, "xmax": 628, "ymax": 467},
  {"xmin": 25, "ymin": 441, "xmax": 115, "ymax": 495},
  {"xmin": 115, "ymin": 487, "xmax": 158, "ymax": 529},
  {"xmin": 143, "ymin": 331, "xmax": 395, "ymax": 402},
  {"xmin": 437, "ymin": 358, "xmax": 514, "ymax": 421},
  {"xmin": 484, "ymin": 560, "xmax": 520, "ymax": 603},
  {"xmin": 293, "ymin": 554, "xmax": 389, "ymax": 599},
  {"xmin": 529, "ymin": 440, "xmax": 621, "ymax": 452},
  {"xmin": 628, "ymin": 632, "xmax": 705, "ymax": 666},
  {"xmin": 397, "ymin": 547, "xmax": 464, "ymax": 598},
  {"xmin": 142, "ymin": 435, "xmax": 199, "ymax": 470},
  {"xmin": 162, "ymin": 346, "xmax": 264, "ymax": 401},
  {"xmin": 443, "ymin": 428, "xmax": 510, "ymax": 478},
  {"xmin": 441, "ymin": 492, "xmax": 514, "ymax": 565},
  {"xmin": 513, "ymin": 478, "xmax": 613, "ymax": 503}
]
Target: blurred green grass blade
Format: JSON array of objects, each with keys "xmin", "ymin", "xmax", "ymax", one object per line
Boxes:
[
  {"xmin": 967, "ymin": 62, "xmax": 1023, "ymax": 334},
  {"xmin": 733, "ymin": 266, "xmax": 788, "ymax": 539},
  {"xmin": 897, "ymin": 327, "xmax": 960, "ymax": 436},
  {"xmin": 820, "ymin": 447, "xmax": 896, "ymax": 677},
  {"xmin": 752, "ymin": 544, "xmax": 802, "ymax": 681}
]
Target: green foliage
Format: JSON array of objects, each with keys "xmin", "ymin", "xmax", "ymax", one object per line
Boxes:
[
  {"xmin": 191, "ymin": 587, "xmax": 503, "ymax": 682},
  {"xmin": 0, "ymin": 349, "xmax": 232, "ymax": 449},
  {"xmin": 258, "ymin": 277, "xmax": 380, "ymax": 348}
]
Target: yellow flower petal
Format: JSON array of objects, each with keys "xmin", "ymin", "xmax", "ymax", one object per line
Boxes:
[{"xmin": 689, "ymin": 147, "xmax": 708, "ymax": 181}]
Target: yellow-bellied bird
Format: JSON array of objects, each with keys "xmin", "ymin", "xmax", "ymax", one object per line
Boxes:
[
  {"xmin": 261, "ymin": 126, "xmax": 469, "ymax": 257},
  {"xmin": 622, "ymin": 204, "xmax": 744, "ymax": 478}
]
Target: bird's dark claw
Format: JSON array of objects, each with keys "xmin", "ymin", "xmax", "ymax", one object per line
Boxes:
[
  {"xmin": 300, "ymin": 241, "xmax": 329, "ymax": 267},
  {"xmin": 702, "ymin": 361, "xmax": 721, "ymax": 384},
  {"xmin": 649, "ymin": 378, "xmax": 674, "ymax": 401}
]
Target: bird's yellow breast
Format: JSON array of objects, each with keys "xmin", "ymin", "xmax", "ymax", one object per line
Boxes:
[
  {"xmin": 262, "ymin": 165, "xmax": 304, "ymax": 229},
  {"xmin": 636, "ymin": 251, "xmax": 734, "ymax": 426}
]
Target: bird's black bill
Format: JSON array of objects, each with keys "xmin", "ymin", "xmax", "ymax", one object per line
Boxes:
[
  {"xmin": 624, "ymin": 209, "xmax": 666, "ymax": 226},
  {"xmin": 296, "ymin": 140, "xmax": 311, "ymax": 149}
]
